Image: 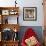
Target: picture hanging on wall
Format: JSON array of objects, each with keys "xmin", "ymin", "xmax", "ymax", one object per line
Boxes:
[{"xmin": 23, "ymin": 7, "xmax": 37, "ymax": 21}]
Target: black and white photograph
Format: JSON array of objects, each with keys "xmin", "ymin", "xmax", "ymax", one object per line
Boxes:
[{"xmin": 23, "ymin": 7, "xmax": 37, "ymax": 21}]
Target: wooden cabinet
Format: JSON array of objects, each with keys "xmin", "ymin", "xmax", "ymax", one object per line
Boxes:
[{"xmin": 0, "ymin": 7, "xmax": 19, "ymax": 46}]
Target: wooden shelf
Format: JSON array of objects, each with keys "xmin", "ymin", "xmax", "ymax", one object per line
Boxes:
[
  {"xmin": 0, "ymin": 24, "xmax": 20, "ymax": 32},
  {"xmin": 0, "ymin": 7, "xmax": 19, "ymax": 24},
  {"xmin": 0, "ymin": 7, "xmax": 19, "ymax": 46},
  {"xmin": 0, "ymin": 7, "xmax": 19, "ymax": 15}
]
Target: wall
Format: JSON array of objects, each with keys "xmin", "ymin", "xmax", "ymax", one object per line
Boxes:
[{"xmin": 0, "ymin": 0, "xmax": 44, "ymax": 26}]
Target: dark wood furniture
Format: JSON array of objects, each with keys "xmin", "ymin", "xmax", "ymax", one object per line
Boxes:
[{"xmin": 0, "ymin": 7, "xmax": 19, "ymax": 46}]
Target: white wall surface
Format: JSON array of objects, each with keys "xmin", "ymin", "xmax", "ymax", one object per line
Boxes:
[{"xmin": 0, "ymin": 0, "xmax": 44, "ymax": 26}]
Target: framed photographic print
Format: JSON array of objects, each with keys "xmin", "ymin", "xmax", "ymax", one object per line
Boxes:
[
  {"xmin": 23, "ymin": 7, "xmax": 37, "ymax": 21},
  {"xmin": 2, "ymin": 10, "xmax": 9, "ymax": 15}
]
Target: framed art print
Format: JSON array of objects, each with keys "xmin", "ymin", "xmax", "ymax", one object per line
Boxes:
[
  {"xmin": 23, "ymin": 7, "xmax": 37, "ymax": 21},
  {"xmin": 2, "ymin": 10, "xmax": 9, "ymax": 15}
]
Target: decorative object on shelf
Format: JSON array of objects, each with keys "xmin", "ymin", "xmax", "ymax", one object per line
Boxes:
[
  {"xmin": 13, "ymin": 27, "xmax": 18, "ymax": 41},
  {"xmin": 23, "ymin": 7, "xmax": 37, "ymax": 21},
  {"xmin": 15, "ymin": 0, "xmax": 17, "ymax": 7},
  {"xmin": 1, "ymin": 28, "xmax": 13, "ymax": 41},
  {"xmin": 13, "ymin": 28, "xmax": 17, "ymax": 32},
  {"xmin": 2, "ymin": 10, "xmax": 9, "ymax": 15},
  {"xmin": 9, "ymin": 10, "xmax": 18, "ymax": 15},
  {"xmin": 5, "ymin": 18, "xmax": 8, "ymax": 24},
  {"xmin": 2, "ymin": 16, "xmax": 8, "ymax": 24},
  {"xmin": 13, "ymin": 32, "xmax": 18, "ymax": 41}
]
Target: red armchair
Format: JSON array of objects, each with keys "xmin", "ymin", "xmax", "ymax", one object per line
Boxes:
[{"xmin": 21, "ymin": 28, "xmax": 41, "ymax": 46}]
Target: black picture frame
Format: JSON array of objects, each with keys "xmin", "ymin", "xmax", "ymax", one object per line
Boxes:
[
  {"xmin": 2, "ymin": 10, "xmax": 9, "ymax": 15},
  {"xmin": 23, "ymin": 7, "xmax": 37, "ymax": 21}
]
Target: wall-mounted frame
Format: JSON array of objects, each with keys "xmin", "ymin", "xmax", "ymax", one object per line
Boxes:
[
  {"xmin": 2, "ymin": 10, "xmax": 9, "ymax": 15},
  {"xmin": 23, "ymin": 7, "xmax": 37, "ymax": 21}
]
